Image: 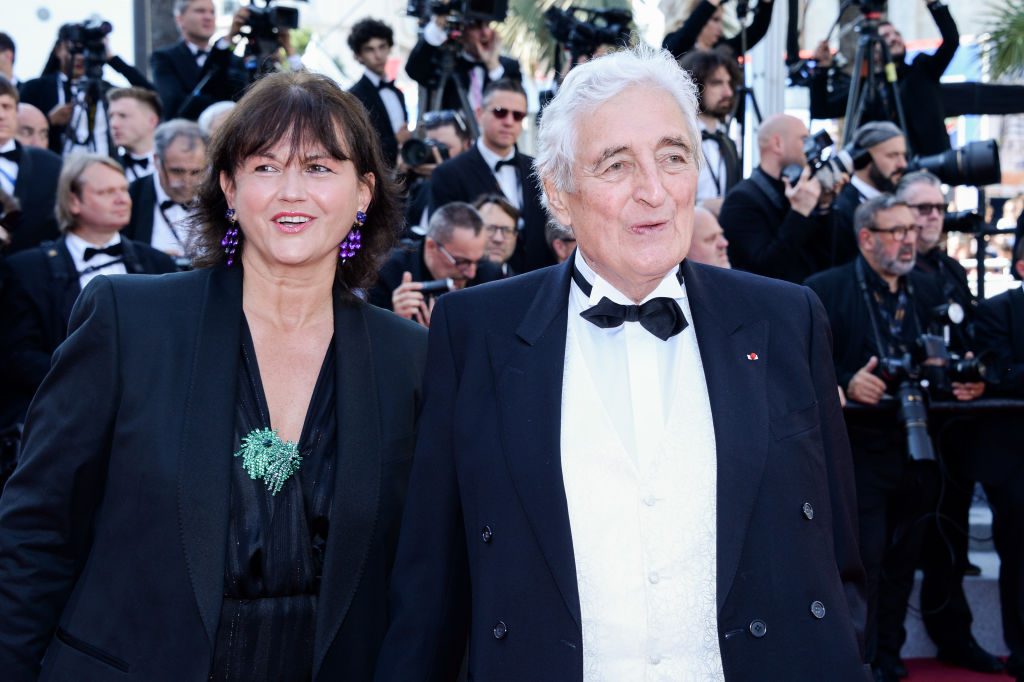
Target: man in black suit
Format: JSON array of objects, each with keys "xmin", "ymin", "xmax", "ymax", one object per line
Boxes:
[
  {"xmin": 150, "ymin": 0, "xmax": 249, "ymax": 121},
  {"xmin": 429, "ymin": 79, "xmax": 552, "ymax": 273},
  {"xmin": 832, "ymin": 122, "xmax": 908, "ymax": 266},
  {"xmin": 108, "ymin": 87, "xmax": 162, "ymax": 183},
  {"xmin": 346, "ymin": 18, "xmax": 409, "ymax": 168},
  {"xmin": 406, "ymin": 14, "xmax": 522, "ymax": 119},
  {"xmin": 718, "ymin": 113, "xmax": 837, "ymax": 283},
  {"xmin": 376, "ymin": 46, "xmax": 869, "ymax": 682},
  {"xmin": 124, "ymin": 119, "xmax": 206, "ymax": 261},
  {"xmin": 368, "ymin": 201, "xmax": 500, "ymax": 327},
  {"xmin": 0, "ymin": 77, "xmax": 62, "ymax": 254},
  {"xmin": 0, "ymin": 154, "xmax": 175, "ymax": 429},
  {"xmin": 18, "ymin": 25, "xmax": 153, "ymax": 157}
]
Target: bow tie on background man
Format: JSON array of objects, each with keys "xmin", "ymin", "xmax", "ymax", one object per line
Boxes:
[
  {"xmin": 572, "ymin": 265, "xmax": 688, "ymax": 341},
  {"xmin": 83, "ymin": 243, "xmax": 124, "ymax": 261},
  {"xmin": 127, "ymin": 156, "xmax": 149, "ymax": 170},
  {"xmin": 0, "ymin": 148, "xmax": 20, "ymax": 163},
  {"xmin": 494, "ymin": 156, "xmax": 518, "ymax": 173},
  {"xmin": 378, "ymin": 79, "xmax": 400, "ymax": 92},
  {"xmin": 160, "ymin": 199, "xmax": 182, "ymax": 212}
]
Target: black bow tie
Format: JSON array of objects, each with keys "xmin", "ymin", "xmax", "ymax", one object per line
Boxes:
[
  {"xmin": 195, "ymin": 49, "xmax": 208, "ymax": 62},
  {"xmin": 494, "ymin": 157, "xmax": 517, "ymax": 173},
  {"xmin": 572, "ymin": 264, "xmax": 688, "ymax": 341},
  {"xmin": 127, "ymin": 155, "xmax": 149, "ymax": 170},
  {"xmin": 83, "ymin": 242, "xmax": 124, "ymax": 261},
  {"xmin": 160, "ymin": 199, "xmax": 181, "ymax": 211},
  {"xmin": 377, "ymin": 79, "xmax": 398, "ymax": 91},
  {"xmin": 0, "ymin": 148, "xmax": 19, "ymax": 163}
]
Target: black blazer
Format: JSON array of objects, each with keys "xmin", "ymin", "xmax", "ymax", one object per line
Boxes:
[
  {"xmin": 150, "ymin": 40, "xmax": 248, "ymax": 120},
  {"xmin": 5, "ymin": 142, "xmax": 62, "ymax": 254},
  {"xmin": 405, "ymin": 39, "xmax": 521, "ymax": 113},
  {"xmin": 375, "ymin": 258, "xmax": 870, "ymax": 681},
  {"xmin": 830, "ymin": 182, "xmax": 864, "ymax": 267},
  {"xmin": 662, "ymin": 0, "xmax": 773, "ymax": 59},
  {"xmin": 0, "ymin": 235, "xmax": 176, "ymax": 427},
  {"xmin": 0, "ymin": 265, "xmax": 427, "ymax": 680},
  {"xmin": 348, "ymin": 74, "xmax": 407, "ymax": 167},
  {"xmin": 428, "ymin": 145, "xmax": 554, "ymax": 273},
  {"xmin": 124, "ymin": 174, "xmax": 157, "ymax": 245}
]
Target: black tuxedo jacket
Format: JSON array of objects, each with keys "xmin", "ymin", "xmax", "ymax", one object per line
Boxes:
[
  {"xmin": 0, "ymin": 235, "xmax": 176, "ymax": 427},
  {"xmin": 405, "ymin": 40, "xmax": 521, "ymax": 113},
  {"xmin": 375, "ymin": 258, "xmax": 870, "ymax": 681},
  {"xmin": 429, "ymin": 145, "xmax": 554, "ymax": 273},
  {"xmin": 4, "ymin": 142, "xmax": 62, "ymax": 254},
  {"xmin": 831, "ymin": 182, "xmax": 865, "ymax": 267},
  {"xmin": 0, "ymin": 266, "xmax": 427, "ymax": 680},
  {"xmin": 150, "ymin": 40, "xmax": 248, "ymax": 120},
  {"xmin": 348, "ymin": 74, "xmax": 407, "ymax": 167},
  {"xmin": 18, "ymin": 57, "xmax": 153, "ymax": 154},
  {"xmin": 124, "ymin": 174, "xmax": 157, "ymax": 245}
]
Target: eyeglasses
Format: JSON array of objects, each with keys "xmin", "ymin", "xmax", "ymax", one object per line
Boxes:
[
  {"xmin": 490, "ymin": 107, "xmax": 527, "ymax": 122},
  {"xmin": 484, "ymin": 224, "xmax": 517, "ymax": 238},
  {"xmin": 867, "ymin": 224, "xmax": 922, "ymax": 241},
  {"xmin": 436, "ymin": 242, "xmax": 478, "ymax": 270},
  {"xmin": 907, "ymin": 203, "xmax": 946, "ymax": 216}
]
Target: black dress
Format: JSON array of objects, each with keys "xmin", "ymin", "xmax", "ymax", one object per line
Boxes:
[{"xmin": 209, "ymin": 319, "xmax": 337, "ymax": 681}]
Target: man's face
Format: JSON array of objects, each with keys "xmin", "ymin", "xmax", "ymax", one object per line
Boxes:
[
  {"xmin": 157, "ymin": 136, "xmax": 206, "ymax": 204},
  {"xmin": 479, "ymin": 201, "xmax": 518, "ymax": 265},
  {"xmin": 866, "ymin": 136, "xmax": 907, "ymax": 191},
  {"xmin": 426, "ymin": 225, "xmax": 487, "ymax": 286},
  {"xmin": 701, "ymin": 65, "xmax": 734, "ymax": 120},
  {"xmin": 177, "ymin": 0, "xmax": 217, "ymax": 46},
  {"xmin": 356, "ymin": 37, "xmax": 391, "ymax": 78},
  {"xmin": 780, "ymin": 119, "xmax": 810, "ymax": 168},
  {"xmin": 879, "ymin": 24, "xmax": 905, "ymax": 60},
  {"xmin": 545, "ymin": 85, "xmax": 699, "ymax": 300},
  {"xmin": 0, "ymin": 94, "xmax": 16, "ymax": 146},
  {"xmin": 687, "ymin": 209, "xmax": 730, "ymax": 268},
  {"xmin": 427, "ymin": 123, "xmax": 469, "ymax": 158},
  {"xmin": 69, "ymin": 163, "xmax": 132, "ymax": 233},
  {"xmin": 15, "ymin": 104, "xmax": 49, "ymax": 148},
  {"xmin": 862, "ymin": 205, "xmax": 917, "ymax": 278},
  {"xmin": 903, "ymin": 182, "xmax": 946, "ymax": 253},
  {"xmin": 461, "ymin": 21, "xmax": 496, "ymax": 61},
  {"xmin": 109, "ymin": 97, "xmax": 158, "ymax": 152},
  {"xmin": 477, "ymin": 90, "xmax": 527, "ymax": 156}
]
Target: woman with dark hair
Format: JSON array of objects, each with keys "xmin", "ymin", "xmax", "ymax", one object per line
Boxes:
[
  {"xmin": 0, "ymin": 70, "xmax": 427, "ymax": 681},
  {"xmin": 662, "ymin": 0, "xmax": 775, "ymax": 61}
]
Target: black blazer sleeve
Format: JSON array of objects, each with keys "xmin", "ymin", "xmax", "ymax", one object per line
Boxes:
[
  {"xmin": 722, "ymin": 0, "xmax": 774, "ymax": 54},
  {"xmin": 106, "ymin": 56, "xmax": 155, "ymax": 91},
  {"xmin": 914, "ymin": 4, "xmax": 959, "ymax": 81},
  {"xmin": 662, "ymin": 0, "xmax": 716, "ymax": 59},
  {"xmin": 0, "ymin": 277, "xmax": 121, "ymax": 678},
  {"xmin": 975, "ymin": 289, "xmax": 1024, "ymax": 396}
]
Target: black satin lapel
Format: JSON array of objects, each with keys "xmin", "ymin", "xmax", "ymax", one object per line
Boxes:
[
  {"xmin": 313, "ymin": 299, "xmax": 381, "ymax": 672},
  {"xmin": 176, "ymin": 265, "xmax": 242, "ymax": 646},
  {"xmin": 13, "ymin": 143, "xmax": 32, "ymax": 196},
  {"xmin": 683, "ymin": 263, "xmax": 770, "ymax": 613},
  {"xmin": 495, "ymin": 261, "xmax": 581, "ymax": 626}
]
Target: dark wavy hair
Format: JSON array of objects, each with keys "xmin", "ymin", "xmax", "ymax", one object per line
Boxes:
[
  {"xmin": 191, "ymin": 70, "xmax": 401, "ymax": 294},
  {"xmin": 347, "ymin": 18, "xmax": 394, "ymax": 55}
]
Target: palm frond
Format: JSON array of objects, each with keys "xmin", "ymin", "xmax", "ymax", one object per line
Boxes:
[{"xmin": 984, "ymin": 0, "xmax": 1024, "ymax": 80}]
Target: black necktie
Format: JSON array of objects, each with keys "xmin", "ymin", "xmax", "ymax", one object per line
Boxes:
[
  {"xmin": 160, "ymin": 199, "xmax": 180, "ymax": 212},
  {"xmin": 128, "ymin": 156, "xmax": 149, "ymax": 170},
  {"xmin": 702, "ymin": 129, "xmax": 740, "ymax": 192},
  {"xmin": 83, "ymin": 243, "xmax": 124, "ymax": 261},
  {"xmin": 0, "ymin": 148, "xmax": 19, "ymax": 163},
  {"xmin": 572, "ymin": 264, "xmax": 688, "ymax": 341}
]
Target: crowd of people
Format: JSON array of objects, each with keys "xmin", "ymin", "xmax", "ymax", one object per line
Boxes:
[{"xmin": 0, "ymin": 0, "xmax": 1022, "ymax": 680}]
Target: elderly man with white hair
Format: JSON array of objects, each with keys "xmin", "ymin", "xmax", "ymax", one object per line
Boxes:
[{"xmin": 375, "ymin": 45, "xmax": 869, "ymax": 682}]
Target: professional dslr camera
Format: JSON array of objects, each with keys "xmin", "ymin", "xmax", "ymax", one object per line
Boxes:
[
  {"xmin": 782, "ymin": 130, "xmax": 867, "ymax": 193},
  {"xmin": 878, "ymin": 304, "xmax": 991, "ymax": 461},
  {"xmin": 544, "ymin": 7, "xmax": 633, "ymax": 63},
  {"xmin": 240, "ymin": 0, "xmax": 303, "ymax": 61},
  {"xmin": 59, "ymin": 18, "xmax": 112, "ymax": 82},
  {"xmin": 406, "ymin": 0, "xmax": 508, "ymax": 32},
  {"xmin": 905, "ymin": 139, "xmax": 1002, "ymax": 188}
]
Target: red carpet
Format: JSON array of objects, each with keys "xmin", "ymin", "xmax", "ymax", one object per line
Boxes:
[{"xmin": 905, "ymin": 658, "xmax": 1017, "ymax": 681}]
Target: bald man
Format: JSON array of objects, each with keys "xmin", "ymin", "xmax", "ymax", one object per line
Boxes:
[
  {"xmin": 15, "ymin": 103, "xmax": 49, "ymax": 149},
  {"xmin": 687, "ymin": 205, "xmax": 731, "ymax": 268},
  {"xmin": 717, "ymin": 113, "xmax": 839, "ymax": 283}
]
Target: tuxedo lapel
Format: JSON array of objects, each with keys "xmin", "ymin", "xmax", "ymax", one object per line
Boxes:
[
  {"xmin": 466, "ymin": 146, "xmax": 501, "ymax": 199},
  {"xmin": 12, "ymin": 141, "xmax": 33, "ymax": 200},
  {"xmin": 681, "ymin": 261, "xmax": 770, "ymax": 612},
  {"xmin": 313, "ymin": 298, "xmax": 382, "ymax": 674},
  {"xmin": 177, "ymin": 265, "xmax": 242, "ymax": 646},
  {"xmin": 174, "ymin": 41, "xmax": 202, "ymax": 85},
  {"xmin": 52, "ymin": 239, "xmax": 82, "ymax": 329},
  {"xmin": 491, "ymin": 260, "xmax": 581, "ymax": 626}
]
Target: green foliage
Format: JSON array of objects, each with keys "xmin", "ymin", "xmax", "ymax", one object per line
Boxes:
[{"xmin": 985, "ymin": 0, "xmax": 1024, "ymax": 80}]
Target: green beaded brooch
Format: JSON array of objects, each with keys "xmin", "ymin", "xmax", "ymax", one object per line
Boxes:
[{"xmin": 234, "ymin": 427, "xmax": 302, "ymax": 496}]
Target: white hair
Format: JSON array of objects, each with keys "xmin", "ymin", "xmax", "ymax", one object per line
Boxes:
[{"xmin": 534, "ymin": 44, "xmax": 704, "ymax": 202}]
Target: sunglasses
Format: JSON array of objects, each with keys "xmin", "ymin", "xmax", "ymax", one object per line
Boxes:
[
  {"xmin": 907, "ymin": 203, "xmax": 946, "ymax": 216},
  {"xmin": 490, "ymin": 107, "xmax": 527, "ymax": 122}
]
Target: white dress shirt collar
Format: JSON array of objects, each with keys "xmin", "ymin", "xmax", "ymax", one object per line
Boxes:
[
  {"xmin": 851, "ymin": 174, "xmax": 881, "ymax": 201},
  {"xmin": 573, "ymin": 249, "xmax": 684, "ymax": 307}
]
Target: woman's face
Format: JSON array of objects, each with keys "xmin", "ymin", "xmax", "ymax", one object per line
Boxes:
[
  {"xmin": 697, "ymin": 8, "xmax": 724, "ymax": 50},
  {"xmin": 221, "ymin": 132, "xmax": 373, "ymax": 275}
]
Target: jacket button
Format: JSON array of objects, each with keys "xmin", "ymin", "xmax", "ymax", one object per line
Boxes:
[
  {"xmin": 802, "ymin": 502, "xmax": 814, "ymax": 520},
  {"xmin": 810, "ymin": 601, "xmax": 826, "ymax": 619},
  {"xmin": 493, "ymin": 620, "xmax": 508, "ymax": 639},
  {"xmin": 481, "ymin": 525, "xmax": 493, "ymax": 543},
  {"xmin": 748, "ymin": 619, "xmax": 767, "ymax": 638}
]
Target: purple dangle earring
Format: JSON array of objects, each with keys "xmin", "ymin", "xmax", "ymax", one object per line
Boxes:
[
  {"xmin": 339, "ymin": 210, "xmax": 366, "ymax": 263},
  {"xmin": 222, "ymin": 208, "xmax": 239, "ymax": 266}
]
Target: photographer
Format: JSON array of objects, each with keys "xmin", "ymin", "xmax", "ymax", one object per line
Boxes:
[
  {"xmin": 805, "ymin": 194, "xmax": 983, "ymax": 682},
  {"xmin": 19, "ymin": 24, "xmax": 154, "ymax": 157},
  {"xmin": 662, "ymin": 0, "xmax": 774, "ymax": 60},
  {"xmin": 405, "ymin": 11, "xmax": 522, "ymax": 115},
  {"xmin": 400, "ymin": 110, "xmax": 473, "ymax": 238},
  {"xmin": 809, "ymin": 0, "xmax": 959, "ymax": 157},
  {"xmin": 718, "ymin": 113, "xmax": 838, "ymax": 282}
]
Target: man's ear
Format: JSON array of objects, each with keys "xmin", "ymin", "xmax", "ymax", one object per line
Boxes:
[{"xmin": 542, "ymin": 177, "xmax": 572, "ymax": 229}]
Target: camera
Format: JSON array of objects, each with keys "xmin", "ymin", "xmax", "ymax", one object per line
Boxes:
[
  {"xmin": 59, "ymin": 18, "xmax": 112, "ymax": 82},
  {"xmin": 854, "ymin": 0, "xmax": 887, "ymax": 14},
  {"xmin": 782, "ymin": 130, "xmax": 868, "ymax": 193},
  {"xmin": 942, "ymin": 209, "xmax": 984, "ymax": 234},
  {"xmin": 240, "ymin": 0, "xmax": 303, "ymax": 63},
  {"xmin": 905, "ymin": 139, "xmax": 1002, "ymax": 188},
  {"xmin": 419, "ymin": 278, "xmax": 455, "ymax": 294},
  {"xmin": 544, "ymin": 7, "xmax": 633, "ymax": 62},
  {"xmin": 401, "ymin": 138, "xmax": 451, "ymax": 167},
  {"xmin": 407, "ymin": 0, "xmax": 508, "ymax": 27}
]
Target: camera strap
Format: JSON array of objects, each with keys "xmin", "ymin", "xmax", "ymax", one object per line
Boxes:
[
  {"xmin": 747, "ymin": 168, "xmax": 786, "ymax": 213},
  {"xmin": 855, "ymin": 256, "xmax": 923, "ymax": 358}
]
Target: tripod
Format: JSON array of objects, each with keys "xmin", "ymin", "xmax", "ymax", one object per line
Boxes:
[
  {"xmin": 733, "ymin": 0, "xmax": 764, "ymax": 174},
  {"xmin": 839, "ymin": 7, "xmax": 911, "ymax": 153},
  {"xmin": 422, "ymin": 37, "xmax": 480, "ymax": 139}
]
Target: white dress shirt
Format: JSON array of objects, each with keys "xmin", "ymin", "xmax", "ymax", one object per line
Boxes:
[
  {"xmin": 66, "ymin": 231, "xmax": 127, "ymax": 290},
  {"xmin": 850, "ymin": 175, "xmax": 880, "ymax": 203},
  {"xmin": 122, "ymin": 150, "xmax": 156, "ymax": 183},
  {"xmin": 696, "ymin": 119, "xmax": 728, "ymax": 201},
  {"xmin": 362, "ymin": 69, "xmax": 406, "ymax": 135},
  {"xmin": 561, "ymin": 251, "xmax": 723, "ymax": 680},
  {"xmin": 476, "ymin": 138, "xmax": 521, "ymax": 210},
  {"xmin": 0, "ymin": 139, "xmax": 18, "ymax": 195},
  {"xmin": 151, "ymin": 173, "xmax": 196, "ymax": 257},
  {"xmin": 422, "ymin": 21, "xmax": 505, "ymax": 110},
  {"xmin": 62, "ymin": 76, "xmax": 109, "ymax": 158}
]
